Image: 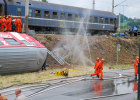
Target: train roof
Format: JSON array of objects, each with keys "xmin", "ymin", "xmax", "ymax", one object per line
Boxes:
[
  {"xmin": 6, "ymin": 0, "xmax": 116, "ymax": 18},
  {"xmin": 0, "ymin": 32, "xmax": 45, "ymax": 48}
]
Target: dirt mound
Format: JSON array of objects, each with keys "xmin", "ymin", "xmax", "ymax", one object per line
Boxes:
[{"xmin": 35, "ymin": 34, "xmax": 139, "ymax": 67}]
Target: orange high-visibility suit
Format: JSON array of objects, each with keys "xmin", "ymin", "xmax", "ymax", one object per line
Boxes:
[
  {"xmin": 0, "ymin": 94, "xmax": 7, "ymax": 100},
  {"xmin": 1, "ymin": 17, "xmax": 7, "ymax": 32},
  {"xmin": 15, "ymin": 16, "xmax": 22, "ymax": 33},
  {"xmin": 92, "ymin": 59, "xmax": 104, "ymax": 79},
  {"xmin": 97, "ymin": 60, "xmax": 104, "ymax": 79},
  {"xmin": 7, "ymin": 15, "xmax": 12, "ymax": 31},
  {"xmin": 0, "ymin": 17, "xmax": 2, "ymax": 31},
  {"xmin": 92, "ymin": 58, "xmax": 100, "ymax": 77},
  {"xmin": 92, "ymin": 81, "xmax": 102, "ymax": 97},
  {"xmin": 134, "ymin": 57, "xmax": 139, "ymax": 76}
]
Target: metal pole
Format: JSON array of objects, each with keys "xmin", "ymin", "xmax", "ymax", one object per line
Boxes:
[
  {"xmin": 138, "ymin": 44, "xmax": 140, "ymax": 99},
  {"xmin": 93, "ymin": 0, "xmax": 95, "ymax": 10},
  {"xmin": 123, "ymin": 6, "xmax": 124, "ymax": 32},
  {"xmin": 118, "ymin": 13, "xmax": 121, "ymax": 32},
  {"xmin": 112, "ymin": 0, "xmax": 114, "ymax": 13},
  {"xmin": 25, "ymin": 0, "xmax": 29, "ymax": 34},
  {"xmin": 117, "ymin": 50, "xmax": 119, "ymax": 66}
]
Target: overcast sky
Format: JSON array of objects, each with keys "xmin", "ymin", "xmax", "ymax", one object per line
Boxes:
[{"xmin": 37, "ymin": 0, "xmax": 140, "ymax": 18}]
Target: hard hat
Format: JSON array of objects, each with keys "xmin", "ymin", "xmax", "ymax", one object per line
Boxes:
[
  {"xmin": 101, "ymin": 59, "xmax": 104, "ymax": 62},
  {"xmin": 96, "ymin": 57, "xmax": 99, "ymax": 60}
]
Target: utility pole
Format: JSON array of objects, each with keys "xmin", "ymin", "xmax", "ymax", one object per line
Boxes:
[
  {"xmin": 120, "ymin": 5, "xmax": 127, "ymax": 32},
  {"xmin": 25, "ymin": 0, "xmax": 29, "ymax": 34},
  {"xmin": 93, "ymin": 0, "xmax": 95, "ymax": 10},
  {"xmin": 112, "ymin": 0, "xmax": 114, "ymax": 13},
  {"xmin": 118, "ymin": 13, "xmax": 121, "ymax": 32},
  {"xmin": 117, "ymin": 44, "xmax": 120, "ymax": 66}
]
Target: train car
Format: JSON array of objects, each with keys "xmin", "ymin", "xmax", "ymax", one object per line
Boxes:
[
  {"xmin": 0, "ymin": 32, "xmax": 47, "ymax": 75},
  {"xmin": 0, "ymin": 0, "xmax": 117, "ymax": 35}
]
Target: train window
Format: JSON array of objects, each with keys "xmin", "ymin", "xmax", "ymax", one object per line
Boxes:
[
  {"xmin": 35, "ymin": 10, "xmax": 41, "ymax": 18},
  {"xmin": 89, "ymin": 16, "xmax": 92, "ymax": 23},
  {"xmin": 99, "ymin": 17, "xmax": 104, "ymax": 24},
  {"xmin": 17, "ymin": 7, "xmax": 22, "ymax": 16},
  {"xmin": 68, "ymin": 13, "xmax": 72, "ymax": 21},
  {"xmin": 94, "ymin": 16, "xmax": 98, "ymax": 23},
  {"xmin": 105, "ymin": 18, "xmax": 109, "ymax": 24},
  {"xmin": 75, "ymin": 14, "xmax": 79, "ymax": 21},
  {"xmin": 52, "ymin": 12, "xmax": 58, "ymax": 19},
  {"xmin": 44, "ymin": 11, "xmax": 50, "ymax": 19},
  {"xmin": 4, "ymin": 39, "xmax": 20, "ymax": 45},
  {"xmin": 21, "ymin": 40, "xmax": 32, "ymax": 46},
  {"xmin": 60, "ymin": 13, "xmax": 65, "ymax": 20},
  {"xmin": 31, "ymin": 42, "xmax": 38, "ymax": 46},
  {"xmin": 0, "ymin": 5, "xmax": 4, "ymax": 16},
  {"xmin": 29, "ymin": 9, "xmax": 33, "ymax": 17},
  {"xmin": 110, "ymin": 18, "xmax": 114, "ymax": 24},
  {"xmin": 0, "ymin": 41, "xmax": 3, "ymax": 45}
]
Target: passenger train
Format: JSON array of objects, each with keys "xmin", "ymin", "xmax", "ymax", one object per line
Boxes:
[{"xmin": 0, "ymin": 0, "xmax": 118, "ymax": 34}]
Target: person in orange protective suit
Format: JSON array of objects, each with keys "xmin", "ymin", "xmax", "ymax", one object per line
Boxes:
[
  {"xmin": 15, "ymin": 16, "xmax": 22, "ymax": 33},
  {"xmin": 0, "ymin": 16, "xmax": 1, "ymax": 31},
  {"xmin": 7, "ymin": 15, "xmax": 12, "ymax": 31},
  {"xmin": 0, "ymin": 16, "xmax": 7, "ymax": 32},
  {"xmin": 0, "ymin": 93, "xmax": 7, "ymax": 100},
  {"xmin": 91, "ymin": 58, "xmax": 100, "ymax": 78},
  {"xmin": 134, "ymin": 57, "xmax": 139, "ymax": 80},
  {"xmin": 92, "ymin": 59, "xmax": 104, "ymax": 80},
  {"xmin": 97, "ymin": 59, "xmax": 104, "ymax": 80},
  {"xmin": 92, "ymin": 80, "xmax": 102, "ymax": 97}
]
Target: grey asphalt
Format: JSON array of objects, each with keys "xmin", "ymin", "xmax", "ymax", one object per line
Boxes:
[{"xmin": 0, "ymin": 69, "xmax": 138, "ymax": 100}]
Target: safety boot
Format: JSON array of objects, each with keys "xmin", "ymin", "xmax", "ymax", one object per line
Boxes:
[{"xmin": 97, "ymin": 75, "xmax": 100, "ymax": 78}]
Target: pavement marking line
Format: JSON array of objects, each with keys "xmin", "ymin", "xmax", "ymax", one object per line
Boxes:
[
  {"xmin": 27, "ymin": 77, "xmax": 85, "ymax": 98},
  {"xmin": 80, "ymin": 91, "xmax": 137, "ymax": 100}
]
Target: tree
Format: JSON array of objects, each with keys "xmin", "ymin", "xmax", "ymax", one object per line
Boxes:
[{"xmin": 42, "ymin": 0, "xmax": 47, "ymax": 2}]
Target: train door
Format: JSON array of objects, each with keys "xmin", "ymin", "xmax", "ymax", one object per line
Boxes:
[
  {"xmin": 114, "ymin": 18, "xmax": 118, "ymax": 32},
  {"xmin": 0, "ymin": 4, "xmax": 4, "ymax": 16}
]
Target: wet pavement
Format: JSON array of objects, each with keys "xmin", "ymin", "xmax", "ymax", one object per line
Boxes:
[{"xmin": 0, "ymin": 69, "xmax": 138, "ymax": 100}]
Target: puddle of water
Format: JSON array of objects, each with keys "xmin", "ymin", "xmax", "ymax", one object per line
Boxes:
[{"xmin": 64, "ymin": 77, "xmax": 137, "ymax": 98}]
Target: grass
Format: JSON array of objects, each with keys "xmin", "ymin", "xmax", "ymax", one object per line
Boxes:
[
  {"xmin": 0, "ymin": 64, "xmax": 133, "ymax": 89},
  {"xmin": 135, "ymin": 40, "xmax": 140, "ymax": 44}
]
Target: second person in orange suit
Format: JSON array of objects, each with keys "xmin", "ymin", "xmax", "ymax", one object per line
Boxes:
[
  {"xmin": 0, "ymin": 16, "xmax": 7, "ymax": 32},
  {"xmin": 7, "ymin": 15, "xmax": 12, "ymax": 31},
  {"xmin": 134, "ymin": 57, "xmax": 139, "ymax": 80},
  {"xmin": 91, "ymin": 58, "xmax": 100, "ymax": 78},
  {"xmin": 97, "ymin": 59, "xmax": 104, "ymax": 80},
  {"xmin": 15, "ymin": 16, "xmax": 22, "ymax": 33}
]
